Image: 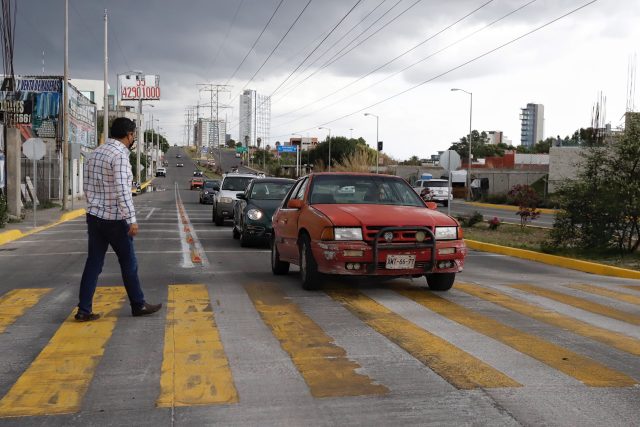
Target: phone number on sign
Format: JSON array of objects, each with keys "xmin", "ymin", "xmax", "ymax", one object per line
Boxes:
[{"xmin": 121, "ymin": 86, "xmax": 161, "ymax": 100}]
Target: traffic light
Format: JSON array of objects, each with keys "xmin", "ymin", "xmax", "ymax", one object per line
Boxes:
[{"xmin": 377, "ymin": 141, "xmax": 383, "ymax": 151}]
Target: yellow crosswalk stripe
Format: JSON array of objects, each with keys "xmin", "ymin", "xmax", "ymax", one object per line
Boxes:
[
  {"xmin": 0, "ymin": 289, "xmax": 51, "ymax": 334},
  {"xmin": 0, "ymin": 287, "xmax": 126, "ymax": 417},
  {"xmin": 246, "ymin": 284, "xmax": 389, "ymax": 398},
  {"xmin": 511, "ymin": 284, "xmax": 640, "ymax": 326},
  {"xmin": 327, "ymin": 287, "xmax": 520, "ymax": 390},
  {"xmin": 157, "ymin": 285, "xmax": 238, "ymax": 407},
  {"xmin": 457, "ymin": 283, "xmax": 640, "ymax": 357},
  {"xmin": 396, "ymin": 285, "xmax": 636, "ymax": 387},
  {"xmin": 567, "ymin": 284, "xmax": 640, "ymax": 306}
]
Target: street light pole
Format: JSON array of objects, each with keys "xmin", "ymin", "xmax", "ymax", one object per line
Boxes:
[
  {"xmin": 318, "ymin": 127, "xmax": 331, "ymax": 172},
  {"xmin": 451, "ymin": 88, "xmax": 473, "ymax": 200},
  {"xmin": 364, "ymin": 113, "xmax": 379, "ymax": 173}
]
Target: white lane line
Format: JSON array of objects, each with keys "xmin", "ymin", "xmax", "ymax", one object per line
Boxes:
[
  {"xmin": 176, "ymin": 184, "xmax": 195, "ymax": 269},
  {"xmin": 0, "ymin": 250, "xmax": 185, "ymax": 257},
  {"xmin": 145, "ymin": 208, "xmax": 157, "ymax": 220}
]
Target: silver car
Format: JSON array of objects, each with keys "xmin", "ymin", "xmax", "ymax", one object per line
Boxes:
[{"xmin": 212, "ymin": 173, "xmax": 258, "ymax": 226}]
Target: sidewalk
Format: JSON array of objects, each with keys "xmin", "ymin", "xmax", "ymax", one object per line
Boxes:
[{"xmin": 0, "ymin": 199, "xmax": 87, "ymax": 246}]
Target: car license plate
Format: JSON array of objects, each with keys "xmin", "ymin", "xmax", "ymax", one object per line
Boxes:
[{"xmin": 385, "ymin": 254, "xmax": 415, "ymax": 269}]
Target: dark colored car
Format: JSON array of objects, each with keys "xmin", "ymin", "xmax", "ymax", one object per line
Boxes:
[
  {"xmin": 233, "ymin": 178, "xmax": 295, "ymax": 246},
  {"xmin": 193, "ymin": 170, "xmax": 203, "ymax": 177},
  {"xmin": 199, "ymin": 179, "xmax": 220, "ymax": 204}
]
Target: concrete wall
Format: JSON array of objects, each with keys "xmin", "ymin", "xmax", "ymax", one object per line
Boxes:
[{"xmin": 548, "ymin": 146, "xmax": 584, "ymax": 193}]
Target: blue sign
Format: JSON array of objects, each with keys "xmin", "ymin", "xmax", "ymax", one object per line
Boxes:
[{"xmin": 277, "ymin": 145, "xmax": 297, "ymax": 153}]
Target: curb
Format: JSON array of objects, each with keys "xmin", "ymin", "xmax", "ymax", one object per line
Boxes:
[
  {"xmin": 465, "ymin": 239, "xmax": 640, "ymax": 280},
  {"xmin": 0, "ymin": 208, "xmax": 86, "ymax": 247},
  {"xmin": 466, "ymin": 201, "xmax": 558, "ymax": 215}
]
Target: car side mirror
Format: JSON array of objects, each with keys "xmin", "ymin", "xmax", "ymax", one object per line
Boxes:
[
  {"xmin": 237, "ymin": 193, "xmax": 246, "ymax": 200},
  {"xmin": 425, "ymin": 201, "xmax": 438, "ymax": 210},
  {"xmin": 287, "ymin": 199, "xmax": 304, "ymax": 209},
  {"xmin": 213, "ymin": 185, "xmax": 220, "ymax": 191}
]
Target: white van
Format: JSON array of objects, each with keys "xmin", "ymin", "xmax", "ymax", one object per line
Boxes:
[{"xmin": 413, "ymin": 178, "xmax": 452, "ymax": 207}]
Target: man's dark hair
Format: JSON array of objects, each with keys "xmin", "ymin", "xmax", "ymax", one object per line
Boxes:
[{"xmin": 111, "ymin": 117, "xmax": 136, "ymax": 139}]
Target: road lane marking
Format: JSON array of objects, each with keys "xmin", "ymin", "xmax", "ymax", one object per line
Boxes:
[
  {"xmin": 622, "ymin": 285, "xmax": 640, "ymax": 293},
  {"xmin": 144, "ymin": 208, "xmax": 156, "ymax": 220},
  {"xmin": 157, "ymin": 285, "xmax": 238, "ymax": 407},
  {"xmin": 0, "ymin": 287, "xmax": 126, "ymax": 417},
  {"xmin": 456, "ymin": 283, "xmax": 640, "ymax": 357},
  {"xmin": 567, "ymin": 283, "xmax": 640, "ymax": 306},
  {"xmin": 326, "ymin": 287, "xmax": 520, "ymax": 390},
  {"xmin": 396, "ymin": 286, "xmax": 636, "ymax": 387},
  {"xmin": 511, "ymin": 284, "xmax": 640, "ymax": 326},
  {"xmin": 246, "ymin": 284, "xmax": 389, "ymax": 398},
  {"xmin": 175, "ymin": 184, "xmax": 208, "ymax": 268},
  {"xmin": 0, "ymin": 289, "xmax": 52, "ymax": 334}
]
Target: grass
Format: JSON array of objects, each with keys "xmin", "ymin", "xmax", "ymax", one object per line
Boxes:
[{"xmin": 463, "ymin": 222, "xmax": 640, "ymax": 271}]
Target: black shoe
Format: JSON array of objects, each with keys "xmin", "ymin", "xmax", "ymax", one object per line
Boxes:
[
  {"xmin": 75, "ymin": 311, "xmax": 100, "ymax": 322},
  {"xmin": 132, "ymin": 302, "xmax": 162, "ymax": 317}
]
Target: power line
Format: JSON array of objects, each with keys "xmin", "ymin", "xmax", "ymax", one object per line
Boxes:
[
  {"xmin": 225, "ymin": 0, "xmax": 285, "ymax": 86},
  {"xmin": 267, "ymin": 0, "xmax": 364, "ymax": 99},
  {"xmin": 274, "ymin": 0, "xmax": 535, "ymax": 128},
  {"xmin": 277, "ymin": 0, "xmax": 389, "ymax": 93},
  {"xmin": 274, "ymin": 0, "xmax": 422, "ymax": 103},
  {"xmin": 231, "ymin": 0, "xmax": 314, "ymax": 106},
  {"xmin": 282, "ymin": 0, "xmax": 599, "ymax": 137},
  {"xmin": 206, "ymin": 0, "xmax": 246, "ymax": 75},
  {"xmin": 274, "ymin": 0, "xmax": 498, "ymax": 121}
]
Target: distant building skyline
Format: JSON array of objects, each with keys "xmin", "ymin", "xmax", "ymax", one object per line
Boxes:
[
  {"xmin": 239, "ymin": 89, "xmax": 271, "ymax": 148},
  {"xmin": 520, "ymin": 103, "xmax": 544, "ymax": 147}
]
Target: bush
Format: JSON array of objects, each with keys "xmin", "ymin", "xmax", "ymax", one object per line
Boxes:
[
  {"xmin": 484, "ymin": 194, "xmax": 508, "ymax": 205},
  {"xmin": 488, "ymin": 217, "xmax": 501, "ymax": 230},
  {"xmin": 0, "ymin": 193, "xmax": 7, "ymax": 228},
  {"xmin": 457, "ymin": 211, "xmax": 483, "ymax": 227}
]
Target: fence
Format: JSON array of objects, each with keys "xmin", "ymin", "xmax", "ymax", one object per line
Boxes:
[{"xmin": 20, "ymin": 155, "xmax": 60, "ymax": 203}]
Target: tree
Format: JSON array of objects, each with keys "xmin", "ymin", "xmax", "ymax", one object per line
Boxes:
[
  {"xmin": 400, "ymin": 155, "xmax": 421, "ymax": 166},
  {"xmin": 226, "ymin": 139, "xmax": 236, "ymax": 148},
  {"xmin": 308, "ymin": 136, "xmax": 375, "ymax": 170},
  {"xmin": 549, "ymin": 120, "xmax": 640, "ymax": 253},
  {"xmin": 449, "ymin": 130, "xmax": 514, "ymax": 160},
  {"xmin": 507, "ymin": 184, "xmax": 541, "ymax": 228},
  {"xmin": 143, "ymin": 130, "xmax": 169, "ymax": 153}
]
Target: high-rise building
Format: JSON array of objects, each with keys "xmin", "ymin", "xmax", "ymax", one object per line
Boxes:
[
  {"xmin": 239, "ymin": 89, "xmax": 271, "ymax": 148},
  {"xmin": 196, "ymin": 118, "xmax": 226, "ymax": 152},
  {"xmin": 520, "ymin": 103, "xmax": 544, "ymax": 147}
]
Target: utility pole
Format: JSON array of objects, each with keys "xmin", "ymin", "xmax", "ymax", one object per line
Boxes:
[
  {"xmin": 62, "ymin": 0, "xmax": 69, "ymax": 210},
  {"xmin": 197, "ymin": 83, "xmax": 231, "ymax": 166},
  {"xmin": 103, "ymin": 9, "xmax": 109, "ymax": 145}
]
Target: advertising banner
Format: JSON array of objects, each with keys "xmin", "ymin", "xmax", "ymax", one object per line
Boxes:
[{"xmin": 118, "ymin": 74, "xmax": 160, "ymax": 101}]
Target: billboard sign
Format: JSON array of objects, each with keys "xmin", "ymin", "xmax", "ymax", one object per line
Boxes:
[{"xmin": 118, "ymin": 74, "xmax": 160, "ymax": 101}]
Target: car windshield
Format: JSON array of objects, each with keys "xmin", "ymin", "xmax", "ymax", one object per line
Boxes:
[
  {"xmin": 222, "ymin": 176, "xmax": 254, "ymax": 191},
  {"xmin": 250, "ymin": 181, "xmax": 294, "ymax": 200},
  {"xmin": 202, "ymin": 180, "xmax": 219, "ymax": 189},
  {"xmin": 309, "ymin": 175, "xmax": 425, "ymax": 207},
  {"xmin": 426, "ymin": 181, "xmax": 448, "ymax": 188}
]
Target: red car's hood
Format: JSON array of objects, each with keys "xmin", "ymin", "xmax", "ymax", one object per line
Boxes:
[{"xmin": 312, "ymin": 204, "xmax": 457, "ymax": 227}]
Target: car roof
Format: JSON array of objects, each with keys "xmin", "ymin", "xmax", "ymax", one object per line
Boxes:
[
  {"xmin": 222, "ymin": 173, "xmax": 259, "ymax": 179},
  {"xmin": 250, "ymin": 177, "xmax": 294, "ymax": 184}
]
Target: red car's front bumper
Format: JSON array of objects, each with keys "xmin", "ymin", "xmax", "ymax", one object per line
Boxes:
[{"xmin": 311, "ymin": 238, "xmax": 467, "ymax": 276}]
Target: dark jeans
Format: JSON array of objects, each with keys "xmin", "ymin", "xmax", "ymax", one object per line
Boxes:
[{"xmin": 78, "ymin": 214, "xmax": 145, "ymax": 314}]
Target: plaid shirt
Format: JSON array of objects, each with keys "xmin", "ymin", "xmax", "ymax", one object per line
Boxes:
[{"xmin": 84, "ymin": 138, "xmax": 137, "ymax": 224}]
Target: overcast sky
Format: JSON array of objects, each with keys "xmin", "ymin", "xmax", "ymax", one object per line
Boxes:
[{"xmin": 11, "ymin": 0, "xmax": 640, "ymax": 160}]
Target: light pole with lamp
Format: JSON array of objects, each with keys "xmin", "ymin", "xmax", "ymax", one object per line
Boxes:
[
  {"xmin": 451, "ymin": 88, "xmax": 473, "ymax": 200},
  {"xmin": 364, "ymin": 113, "xmax": 379, "ymax": 173},
  {"xmin": 318, "ymin": 127, "xmax": 331, "ymax": 172}
]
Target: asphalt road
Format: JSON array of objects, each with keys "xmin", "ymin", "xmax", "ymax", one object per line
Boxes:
[{"xmin": 0, "ymin": 147, "xmax": 638, "ymax": 426}]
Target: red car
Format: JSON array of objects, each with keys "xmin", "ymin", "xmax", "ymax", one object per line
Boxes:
[
  {"xmin": 271, "ymin": 173, "xmax": 467, "ymax": 291},
  {"xmin": 190, "ymin": 177, "xmax": 205, "ymax": 190}
]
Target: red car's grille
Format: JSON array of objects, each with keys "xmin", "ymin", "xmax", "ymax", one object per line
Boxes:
[{"xmin": 363, "ymin": 225, "xmax": 433, "ymax": 243}]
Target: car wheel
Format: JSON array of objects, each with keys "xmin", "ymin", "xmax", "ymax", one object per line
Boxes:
[
  {"xmin": 299, "ymin": 234, "xmax": 320, "ymax": 290},
  {"xmin": 214, "ymin": 208, "xmax": 224, "ymax": 226},
  {"xmin": 232, "ymin": 225, "xmax": 240, "ymax": 239},
  {"xmin": 425, "ymin": 273, "xmax": 455, "ymax": 291},
  {"xmin": 271, "ymin": 237, "xmax": 289, "ymax": 275},
  {"xmin": 239, "ymin": 227, "xmax": 250, "ymax": 247}
]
